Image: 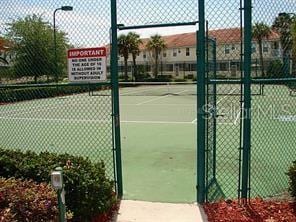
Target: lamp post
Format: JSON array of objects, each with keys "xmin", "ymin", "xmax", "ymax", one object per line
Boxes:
[{"xmin": 53, "ymin": 6, "xmax": 73, "ymax": 83}]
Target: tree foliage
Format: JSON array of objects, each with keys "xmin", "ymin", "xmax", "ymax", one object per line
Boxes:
[
  {"xmin": 252, "ymin": 22, "xmax": 271, "ymax": 77},
  {"xmin": 118, "ymin": 32, "xmax": 142, "ymax": 81},
  {"xmin": 146, "ymin": 34, "xmax": 166, "ymax": 77},
  {"xmin": 272, "ymin": 13, "xmax": 294, "ymax": 57},
  {"xmin": 129, "ymin": 32, "xmax": 142, "ymax": 81},
  {"xmin": 6, "ymin": 14, "xmax": 69, "ymax": 82},
  {"xmin": 291, "ymin": 21, "xmax": 296, "ymax": 75},
  {"xmin": 118, "ymin": 34, "xmax": 131, "ymax": 81}
]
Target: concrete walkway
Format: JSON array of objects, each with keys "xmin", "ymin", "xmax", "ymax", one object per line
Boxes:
[{"xmin": 114, "ymin": 200, "xmax": 207, "ymax": 222}]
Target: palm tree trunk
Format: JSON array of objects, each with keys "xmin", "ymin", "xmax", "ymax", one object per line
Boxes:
[
  {"xmin": 258, "ymin": 40, "xmax": 265, "ymax": 77},
  {"xmin": 132, "ymin": 55, "xmax": 137, "ymax": 81},
  {"xmin": 282, "ymin": 42, "xmax": 290, "ymax": 76},
  {"xmin": 124, "ymin": 58, "xmax": 128, "ymax": 81},
  {"xmin": 154, "ymin": 50, "xmax": 159, "ymax": 78}
]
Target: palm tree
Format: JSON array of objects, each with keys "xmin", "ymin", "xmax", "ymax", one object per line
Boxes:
[
  {"xmin": 128, "ymin": 32, "xmax": 142, "ymax": 81},
  {"xmin": 146, "ymin": 34, "xmax": 166, "ymax": 78},
  {"xmin": 118, "ymin": 34, "xmax": 131, "ymax": 81},
  {"xmin": 252, "ymin": 22, "xmax": 271, "ymax": 77},
  {"xmin": 291, "ymin": 21, "xmax": 296, "ymax": 75},
  {"xmin": 272, "ymin": 13, "xmax": 294, "ymax": 75},
  {"xmin": 118, "ymin": 32, "xmax": 142, "ymax": 81}
]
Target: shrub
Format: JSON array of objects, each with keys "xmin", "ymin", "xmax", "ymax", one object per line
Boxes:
[
  {"xmin": 287, "ymin": 161, "xmax": 296, "ymax": 198},
  {"xmin": 174, "ymin": 78, "xmax": 186, "ymax": 82},
  {"xmin": 0, "ymin": 148, "xmax": 116, "ymax": 221},
  {"xmin": 266, "ymin": 60, "xmax": 284, "ymax": 78},
  {"xmin": 0, "ymin": 177, "xmax": 58, "ymax": 221},
  {"xmin": 0, "ymin": 84, "xmax": 104, "ymax": 103}
]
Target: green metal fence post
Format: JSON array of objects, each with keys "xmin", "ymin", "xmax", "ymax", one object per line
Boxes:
[
  {"xmin": 111, "ymin": 0, "xmax": 123, "ymax": 198},
  {"xmin": 197, "ymin": 0, "xmax": 206, "ymax": 204},
  {"xmin": 241, "ymin": 0, "xmax": 252, "ymax": 201}
]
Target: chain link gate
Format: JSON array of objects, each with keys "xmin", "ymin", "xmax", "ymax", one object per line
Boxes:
[
  {"xmin": 205, "ymin": 35, "xmax": 223, "ymax": 201},
  {"xmin": 198, "ymin": 0, "xmax": 252, "ymax": 203}
]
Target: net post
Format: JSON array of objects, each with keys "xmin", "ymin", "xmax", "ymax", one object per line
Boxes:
[
  {"xmin": 111, "ymin": 0, "xmax": 123, "ymax": 198},
  {"xmin": 197, "ymin": 0, "xmax": 206, "ymax": 204}
]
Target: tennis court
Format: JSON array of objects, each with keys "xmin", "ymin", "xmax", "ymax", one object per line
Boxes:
[{"xmin": 0, "ymin": 82, "xmax": 295, "ymax": 202}]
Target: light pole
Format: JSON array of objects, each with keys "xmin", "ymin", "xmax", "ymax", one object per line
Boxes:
[{"xmin": 53, "ymin": 6, "xmax": 73, "ymax": 83}]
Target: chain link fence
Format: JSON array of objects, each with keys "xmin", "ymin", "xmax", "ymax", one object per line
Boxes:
[
  {"xmin": 1, "ymin": 0, "xmax": 296, "ymax": 205},
  {"xmin": 0, "ymin": 0, "xmax": 116, "ymax": 182},
  {"xmin": 250, "ymin": 0, "xmax": 296, "ymax": 199},
  {"xmin": 203, "ymin": 0, "xmax": 296, "ymax": 202}
]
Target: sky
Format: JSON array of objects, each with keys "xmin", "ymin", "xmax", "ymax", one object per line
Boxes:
[{"xmin": 1, "ymin": 0, "xmax": 296, "ymax": 48}]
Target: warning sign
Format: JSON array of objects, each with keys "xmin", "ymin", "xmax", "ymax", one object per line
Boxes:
[{"xmin": 68, "ymin": 47, "xmax": 107, "ymax": 82}]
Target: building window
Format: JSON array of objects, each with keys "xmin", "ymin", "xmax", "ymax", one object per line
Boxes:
[
  {"xmin": 186, "ymin": 48, "xmax": 190, "ymax": 56},
  {"xmin": 263, "ymin": 42, "xmax": 269, "ymax": 53},
  {"xmin": 219, "ymin": 62, "xmax": 229, "ymax": 71},
  {"xmin": 163, "ymin": 51, "xmax": 167, "ymax": 57},
  {"xmin": 166, "ymin": 64, "xmax": 174, "ymax": 71},
  {"xmin": 252, "ymin": 43, "xmax": 256, "ymax": 53},
  {"xmin": 224, "ymin": 44, "xmax": 230, "ymax": 54},
  {"xmin": 143, "ymin": 52, "xmax": 146, "ymax": 59},
  {"xmin": 173, "ymin": 48, "xmax": 177, "ymax": 57},
  {"xmin": 273, "ymin": 42, "xmax": 279, "ymax": 49},
  {"xmin": 232, "ymin": 44, "xmax": 236, "ymax": 50}
]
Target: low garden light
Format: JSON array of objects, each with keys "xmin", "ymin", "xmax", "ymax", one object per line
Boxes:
[{"xmin": 51, "ymin": 167, "xmax": 66, "ymax": 222}]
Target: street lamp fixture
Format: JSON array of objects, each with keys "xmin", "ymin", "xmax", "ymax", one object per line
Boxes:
[
  {"xmin": 61, "ymin": 6, "xmax": 73, "ymax": 11},
  {"xmin": 53, "ymin": 6, "xmax": 73, "ymax": 83}
]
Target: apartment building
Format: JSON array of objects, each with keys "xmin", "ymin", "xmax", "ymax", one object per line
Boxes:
[
  {"xmin": 0, "ymin": 37, "xmax": 12, "ymax": 68},
  {"xmin": 117, "ymin": 27, "xmax": 281, "ymax": 78}
]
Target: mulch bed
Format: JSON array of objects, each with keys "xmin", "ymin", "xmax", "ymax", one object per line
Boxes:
[
  {"xmin": 90, "ymin": 201, "xmax": 120, "ymax": 222},
  {"xmin": 204, "ymin": 198, "xmax": 296, "ymax": 222}
]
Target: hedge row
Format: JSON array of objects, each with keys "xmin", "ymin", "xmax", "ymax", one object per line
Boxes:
[
  {"xmin": 0, "ymin": 148, "xmax": 116, "ymax": 222},
  {"xmin": 0, "ymin": 178, "xmax": 58, "ymax": 221},
  {"xmin": 0, "ymin": 85, "xmax": 106, "ymax": 103}
]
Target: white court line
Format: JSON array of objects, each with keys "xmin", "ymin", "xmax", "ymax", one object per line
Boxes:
[
  {"xmin": 1, "ymin": 102, "xmax": 76, "ymax": 118},
  {"xmin": 0, "ymin": 102, "xmax": 64, "ymax": 115},
  {"xmin": 191, "ymin": 118, "xmax": 197, "ymax": 123},
  {"xmin": 136, "ymin": 90, "xmax": 188, "ymax": 105},
  {"xmin": 121, "ymin": 103, "xmax": 195, "ymax": 106},
  {"xmin": 216, "ymin": 88, "xmax": 237, "ymax": 105},
  {"xmin": 214, "ymin": 88, "xmax": 239, "ymax": 126},
  {"xmin": 120, "ymin": 87, "xmax": 162, "ymax": 96},
  {"xmin": 121, "ymin": 120, "xmax": 193, "ymax": 124},
  {"xmin": 0, "ymin": 116, "xmax": 109, "ymax": 123},
  {"xmin": 0, "ymin": 116, "xmax": 193, "ymax": 125},
  {"xmin": 234, "ymin": 106, "xmax": 242, "ymax": 125}
]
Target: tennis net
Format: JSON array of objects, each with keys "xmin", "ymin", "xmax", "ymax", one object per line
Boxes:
[{"xmin": 90, "ymin": 81, "xmax": 263, "ymax": 97}]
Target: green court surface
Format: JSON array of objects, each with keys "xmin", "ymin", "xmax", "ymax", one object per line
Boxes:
[{"xmin": 0, "ymin": 83, "xmax": 296, "ymax": 203}]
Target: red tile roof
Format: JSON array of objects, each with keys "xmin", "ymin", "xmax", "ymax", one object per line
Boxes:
[
  {"xmin": 139, "ymin": 27, "xmax": 280, "ymax": 50},
  {"xmin": 0, "ymin": 37, "xmax": 11, "ymax": 51},
  {"xmin": 105, "ymin": 27, "xmax": 280, "ymax": 55}
]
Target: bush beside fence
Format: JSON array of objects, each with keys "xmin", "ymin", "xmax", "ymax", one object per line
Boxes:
[
  {"xmin": 0, "ymin": 178, "xmax": 58, "ymax": 221},
  {"xmin": 0, "ymin": 148, "xmax": 116, "ymax": 221},
  {"xmin": 0, "ymin": 84, "xmax": 106, "ymax": 103}
]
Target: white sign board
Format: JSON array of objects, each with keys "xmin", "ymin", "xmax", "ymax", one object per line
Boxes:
[{"xmin": 68, "ymin": 47, "xmax": 107, "ymax": 82}]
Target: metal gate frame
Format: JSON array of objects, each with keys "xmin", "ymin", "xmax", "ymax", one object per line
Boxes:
[{"xmin": 197, "ymin": 0, "xmax": 252, "ymax": 203}]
